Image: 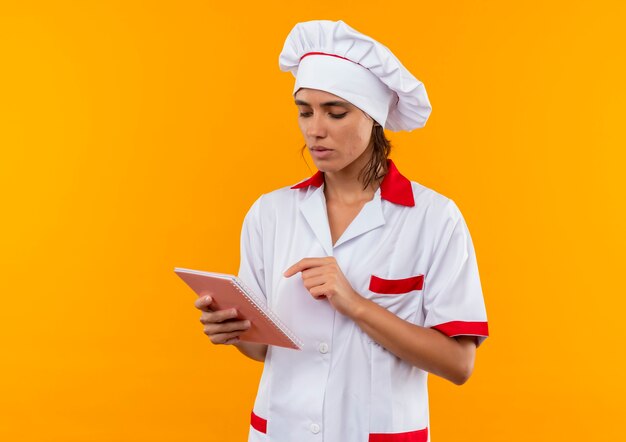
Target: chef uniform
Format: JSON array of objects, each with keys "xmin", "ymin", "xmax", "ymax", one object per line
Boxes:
[{"xmin": 237, "ymin": 20, "xmax": 489, "ymax": 442}]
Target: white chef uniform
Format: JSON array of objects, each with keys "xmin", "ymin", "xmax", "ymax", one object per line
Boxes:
[{"xmin": 238, "ymin": 159, "xmax": 489, "ymax": 442}]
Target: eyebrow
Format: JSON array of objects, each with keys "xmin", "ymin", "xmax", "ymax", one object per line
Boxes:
[{"xmin": 294, "ymin": 99, "xmax": 351, "ymax": 108}]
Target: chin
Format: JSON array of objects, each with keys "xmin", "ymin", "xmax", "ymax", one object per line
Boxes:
[
  {"xmin": 310, "ymin": 158, "xmax": 329, "ymax": 171},
  {"xmin": 312, "ymin": 162, "xmax": 337, "ymax": 173},
  {"xmin": 314, "ymin": 159, "xmax": 356, "ymax": 174}
]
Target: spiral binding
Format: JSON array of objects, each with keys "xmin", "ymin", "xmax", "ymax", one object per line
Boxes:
[{"xmin": 233, "ymin": 277, "xmax": 303, "ymax": 349}]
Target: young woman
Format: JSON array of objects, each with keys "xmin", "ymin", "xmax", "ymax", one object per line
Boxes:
[{"xmin": 195, "ymin": 20, "xmax": 489, "ymax": 442}]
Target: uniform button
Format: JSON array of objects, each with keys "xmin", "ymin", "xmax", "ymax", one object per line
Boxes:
[
  {"xmin": 310, "ymin": 423, "xmax": 320, "ymax": 434},
  {"xmin": 318, "ymin": 342, "xmax": 329, "ymax": 354}
]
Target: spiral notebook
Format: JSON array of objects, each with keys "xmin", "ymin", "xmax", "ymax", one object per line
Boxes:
[{"xmin": 175, "ymin": 267, "xmax": 302, "ymax": 350}]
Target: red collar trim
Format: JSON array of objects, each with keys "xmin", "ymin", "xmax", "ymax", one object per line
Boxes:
[
  {"xmin": 291, "ymin": 169, "xmax": 325, "ymax": 189},
  {"xmin": 290, "ymin": 159, "xmax": 415, "ymax": 207}
]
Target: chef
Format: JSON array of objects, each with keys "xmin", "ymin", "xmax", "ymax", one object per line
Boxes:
[{"xmin": 195, "ymin": 19, "xmax": 489, "ymax": 442}]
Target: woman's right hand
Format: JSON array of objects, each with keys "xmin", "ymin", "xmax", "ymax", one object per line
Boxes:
[{"xmin": 194, "ymin": 295, "xmax": 251, "ymax": 345}]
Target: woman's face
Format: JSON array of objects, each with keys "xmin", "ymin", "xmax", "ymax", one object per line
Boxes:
[{"xmin": 295, "ymin": 88, "xmax": 375, "ymax": 174}]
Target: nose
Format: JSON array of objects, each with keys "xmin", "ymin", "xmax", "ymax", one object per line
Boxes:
[{"xmin": 305, "ymin": 112, "xmax": 327, "ymax": 138}]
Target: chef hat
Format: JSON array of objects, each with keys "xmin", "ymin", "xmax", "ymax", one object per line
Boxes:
[{"xmin": 278, "ymin": 20, "xmax": 432, "ymax": 132}]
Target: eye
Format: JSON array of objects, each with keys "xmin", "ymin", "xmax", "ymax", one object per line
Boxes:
[{"xmin": 298, "ymin": 111, "xmax": 348, "ymax": 119}]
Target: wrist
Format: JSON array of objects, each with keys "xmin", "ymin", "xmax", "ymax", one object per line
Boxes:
[{"xmin": 348, "ymin": 291, "xmax": 371, "ymax": 321}]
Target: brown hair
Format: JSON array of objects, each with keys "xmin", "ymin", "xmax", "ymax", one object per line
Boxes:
[{"xmin": 300, "ymin": 124, "xmax": 392, "ymax": 190}]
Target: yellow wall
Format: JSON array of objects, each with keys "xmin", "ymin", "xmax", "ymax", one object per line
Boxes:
[{"xmin": 1, "ymin": 1, "xmax": 624, "ymax": 440}]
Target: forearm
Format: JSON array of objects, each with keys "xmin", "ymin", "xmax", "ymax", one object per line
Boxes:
[
  {"xmin": 233, "ymin": 341, "xmax": 268, "ymax": 362},
  {"xmin": 350, "ymin": 297, "xmax": 475, "ymax": 385}
]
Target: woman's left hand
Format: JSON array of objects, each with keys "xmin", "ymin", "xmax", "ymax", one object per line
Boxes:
[{"xmin": 283, "ymin": 257, "xmax": 365, "ymax": 318}]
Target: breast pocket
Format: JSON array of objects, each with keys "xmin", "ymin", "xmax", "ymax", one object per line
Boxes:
[
  {"xmin": 369, "ymin": 274, "xmax": 424, "ymax": 295},
  {"xmin": 366, "ymin": 274, "xmax": 424, "ymax": 320}
]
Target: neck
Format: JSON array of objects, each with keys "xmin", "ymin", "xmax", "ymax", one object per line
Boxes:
[{"xmin": 323, "ymin": 155, "xmax": 384, "ymax": 205}]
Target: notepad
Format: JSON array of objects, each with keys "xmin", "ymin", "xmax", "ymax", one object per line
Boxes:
[{"xmin": 175, "ymin": 267, "xmax": 302, "ymax": 350}]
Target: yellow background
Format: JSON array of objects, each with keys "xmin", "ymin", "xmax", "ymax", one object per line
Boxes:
[{"xmin": 1, "ymin": 1, "xmax": 625, "ymax": 440}]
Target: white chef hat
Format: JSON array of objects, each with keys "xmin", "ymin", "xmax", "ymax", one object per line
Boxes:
[{"xmin": 278, "ymin": 20, "xmax": 432, "ymax": 132}]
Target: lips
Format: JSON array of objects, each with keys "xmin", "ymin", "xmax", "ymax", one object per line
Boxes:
[{"xmin": 310, "ymin": 146, "xmax": 333, "ymax": 159}]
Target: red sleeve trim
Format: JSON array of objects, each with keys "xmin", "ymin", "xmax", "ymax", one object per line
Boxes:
[
  {"xmin": 250, "ymin": 410, "xmax": 267, "ymax": 434},
  {"xmin": 369, "ymin": 427, "xmax": 428, "ymax": 441},
  {"xmin": 369, "ymin": 274, "xmax": 424, "ymax": 294},
  {"xmin": 431, "ymin": 320, "xmax": 489, "ymax": 337}
]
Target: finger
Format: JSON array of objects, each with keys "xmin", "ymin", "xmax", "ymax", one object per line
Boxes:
[
  {"xmin": 199, "ymin": 308, "xmax": 239, "ymax": 324},
  {"xmin": 210, "ymin": 330, "xmax": 246, "ymax": 345},
  {"xmin": 194, "ymin": 295, "xmax": 214, "ymax": 311},
  {"xmin": 283, "ymin": 260, "xmax": 303, "ymax": 278},
  {"xmin": 302, "ymin": 275, "xmax": 328, "ymax": 290},
  {"xmin": 204, "ymin": 319, "xmax": 251, "ymax": 336},
  {"xmin": 301, "ymin": 266, "xmax": 327, "ymax": 279},
  {"xmin": 309, "ymin": 284, "xmax": 330, "ymax": 299},
  {"xmin": 283, "ymin": 257, "xmax": 327, "ymax": 277}
]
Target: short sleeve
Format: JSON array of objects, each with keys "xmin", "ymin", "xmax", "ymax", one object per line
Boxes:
[
  {"xmin": 422, "ymin": 200, "xmax": 489, "ymax": 347},
  {"xmin": 237, "ymin": 195, "xmax": 267, "ymax": 302}
]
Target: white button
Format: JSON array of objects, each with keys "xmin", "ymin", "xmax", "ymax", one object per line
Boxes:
[
  {"xmin": 310, "ymin": 423, "xmax": 320, "ymax": 434},
  {"xmin": 318, "ymin": 342, "xmax": 329, "ymax": 354}
]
